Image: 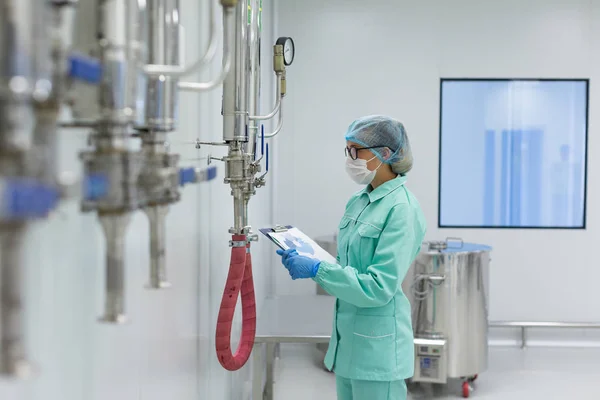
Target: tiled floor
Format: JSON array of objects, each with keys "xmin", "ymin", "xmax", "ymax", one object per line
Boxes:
[{"xmin": 273, "ymin": 345, "xmax": 600, "ymax": 399}]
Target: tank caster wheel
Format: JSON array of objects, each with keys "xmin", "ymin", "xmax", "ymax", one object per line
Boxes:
[{"xmin": 462, "ymin": 381, "xmax": 471, "ymax": 398}]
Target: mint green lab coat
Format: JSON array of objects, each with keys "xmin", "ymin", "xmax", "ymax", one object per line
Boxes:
[{"xmin": 313, "ymin": 176, "xmax": 426, "ymax": 383}]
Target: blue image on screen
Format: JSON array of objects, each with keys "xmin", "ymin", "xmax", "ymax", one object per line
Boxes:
[{"xmin": 439, "ymin": 79, "xmax": 588, "ymax": 229}]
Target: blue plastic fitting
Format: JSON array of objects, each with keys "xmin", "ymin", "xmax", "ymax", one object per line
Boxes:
[
  {"xmin": 3, "ymin": 179, "xmax": 60, "ymax": 219},
  {"xmin": 83, "ymin": 174, "xmax": 109, "ymax": 201},
  {"xmin": 206, "ymin": 165, "xmax": 217, "ymax": 181},
  {"xmin": 68, "ymin": 53, "xmax": 102, "ymax": 84},
  {"xmin": 179, "ymin": 167, "xmax": 197, "ymax": 186}
]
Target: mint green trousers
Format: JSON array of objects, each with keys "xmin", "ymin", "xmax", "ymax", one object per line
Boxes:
[{"xmin": 335, "ymin": 376, "xmax": 407, "ymax": 400}]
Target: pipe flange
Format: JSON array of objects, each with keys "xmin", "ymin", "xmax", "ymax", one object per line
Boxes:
[{"xmin": 428, "ymin": 241, "xmax": 448, "ymax": 251}]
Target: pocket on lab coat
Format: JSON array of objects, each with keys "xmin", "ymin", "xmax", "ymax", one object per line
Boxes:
[
  {"xmin": 356, "ymin": 223, "xmax": 382, "ymax": 269},
  {"xmin": 351, "ymin": 315, "xmax": 396, "ymax": 375},
  {"xmin": 336, "ymin": 217, "xmax": 352, "ymax": 263}
]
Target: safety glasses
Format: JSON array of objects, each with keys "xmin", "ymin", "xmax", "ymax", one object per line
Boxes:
[{"xmin": 345, "ymin": 146, "xmax": 387, "ymax": 160}]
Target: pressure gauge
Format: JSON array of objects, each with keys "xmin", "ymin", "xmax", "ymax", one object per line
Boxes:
[{"xmin": 276, "ymin": 37, "xmax": 295, "ymax": 66}]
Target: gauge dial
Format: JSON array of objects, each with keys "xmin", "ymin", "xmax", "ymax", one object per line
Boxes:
[{"xmin": 276, "ymin": 37, "xmax": 295, "ymax": 66}]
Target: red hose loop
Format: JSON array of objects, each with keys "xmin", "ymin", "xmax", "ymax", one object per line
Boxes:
[{"xmin": 215, "ymin": 234, "xmax": 257, "ymax": 371}]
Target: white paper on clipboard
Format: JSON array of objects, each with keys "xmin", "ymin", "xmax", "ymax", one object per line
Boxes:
[{"xmin": 266, "ymin": 227, "xmax": 337, "ymax": 265}]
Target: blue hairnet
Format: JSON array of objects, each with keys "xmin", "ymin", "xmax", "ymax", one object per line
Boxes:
[{"xmin": 345, "ymin": 115, "xmax": 413, "ymax": 174}]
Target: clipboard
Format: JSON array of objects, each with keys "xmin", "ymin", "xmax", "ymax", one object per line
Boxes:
[
  {"xmin": 259, "ymin": 225, "xmax": 338, "ymax": 264},
  {"xmin": 259, "ymin": 225, "xmax": 293, "ymax": 250}
]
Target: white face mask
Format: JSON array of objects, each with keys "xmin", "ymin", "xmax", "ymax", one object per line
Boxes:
[{"xmin": 345, "ymin": 155, "xmax": 382, "ymax": 185}]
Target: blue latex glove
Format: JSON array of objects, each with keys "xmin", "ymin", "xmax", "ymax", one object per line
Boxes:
[
  {"xmin": 276, "ymin": 248, "xmax": 297, "ymax": 265},
  {"xmin": 276, "ymin": 249, "xmax": 320, "ymax": 280}
]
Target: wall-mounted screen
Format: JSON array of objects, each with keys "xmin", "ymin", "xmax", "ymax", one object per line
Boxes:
[{"xmin": 439, "ymin": 79, "xmax": 589, "ymax": 229}]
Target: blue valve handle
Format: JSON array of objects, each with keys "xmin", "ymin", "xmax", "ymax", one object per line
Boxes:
[
  {"xmin": 179, "ymin": 166, "xmax": 218, "ymax": 186},
  {"xmin": 68, "ymin": 53, "xmax": 102, "ymax": 84},
  {"xmin": 2, "ymin": 179, "xmax": 60, "ymax": 219},
  {"xmin": 261, "ymin": 125, "xmax": 265, "ymax": 155},
  {"xmin": 206, "ymin": 165, "xmax": 217, "ymax": 181},
  {"xmin": 179, "ymin": 167, "xmax": 196, "ymax": 186},
  {"xmin": 266, "ymin": 143, "xmax": 269, "ymax": 172}
]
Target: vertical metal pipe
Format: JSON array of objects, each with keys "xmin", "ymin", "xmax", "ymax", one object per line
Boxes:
[
  {"xmin": 246, "ymin": 0, "xmax": 261, "ymax": 157},
  {"xmin": 0, "ymin": 0, "xmax": 44, "ymax": 159},
  {"xmin": 30, "ymin": 111, "xmax": 59, "ymax": 185},
  {"xmin": 32, "ymin": 1, "xmax": 78, "ymax": 185},
  {"xmin": 89, "ymin": 0, "xmax": 143, "ymax": 321},
  {"xmin": 98, "ymin": 213, "xmax": 131, "ymax": 324},
  {"xmin": 145, "ymin": 205, "xmax": 170, "ymax": 289},
  {"xmin": 96, "ymin": 0, "xmax": 141, "ymax": 134},
  {"xmin": 136, "ymin": 0, "xmax": 180, "ymax": 132},
  {"xmin": 0, "ymin": 223, "xmax": 31, "ymax": 377},
  {"xmin": 233, "ymin": 194, "xmax": 245, "ymax": 233},
  {"xmin": 222, "ymin": 0, "xmax": 248, "ymax": 142}
]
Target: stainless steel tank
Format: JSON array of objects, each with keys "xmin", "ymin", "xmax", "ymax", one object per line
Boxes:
[{"xmin": 403, "ymin": 239, "xmax": 491, "ymax": 390}]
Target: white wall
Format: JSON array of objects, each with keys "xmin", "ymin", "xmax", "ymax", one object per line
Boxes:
[
  {"xmin": 0, "ymin": 1, "xmax": 276, "ymax": 399},
  {"xmin": 274, "ymin": 0, "xmax": 600, "ymax": 337}
]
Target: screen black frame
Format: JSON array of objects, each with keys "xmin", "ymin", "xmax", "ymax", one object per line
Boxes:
[{"xmin": 437, "ymin": 78, "xmax": 590, "ymax": 230}]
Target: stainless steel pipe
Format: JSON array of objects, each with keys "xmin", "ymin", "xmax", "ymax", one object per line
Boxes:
[
  {"xmin": 136, "ymin": 0, "xmax": 180, "ymax": 132},
  {"xmin": 246, "ymin": 0, "xmax": 261, "ymax": 156},
  {"xmin": 0, "ymin": 224, "xmax": 32, "ymax": 378},
  {"xmin": 98, "ymin": 213, "xmax": 131, "ymax": 324},
  {"xmin": 249, "ymin": 74, "xmax": 282, "ymax": 121},
  {"xmin": 0, "ymin": 0, "xmax": 53, "ymax": 379},
  {"xmin": 145, "ymin": 205, "xmax": 171, "ymax": 289},
  {"xmin": 222, "ymin": 0, "xmax": 248, "ymax": 142},
  {"xmin": 97, "ymin": 0, "xmax": 140, "ymax": 128}
]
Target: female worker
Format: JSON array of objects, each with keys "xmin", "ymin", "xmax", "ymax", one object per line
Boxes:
[{"xmin": 277, "ymin": 115, "xmax": 427, "ymax": 400}]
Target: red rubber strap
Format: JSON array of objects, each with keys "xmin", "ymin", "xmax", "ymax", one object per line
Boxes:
[{"xmin": 215, "ymin": 235, "xmax": 257, "ymax": 371}]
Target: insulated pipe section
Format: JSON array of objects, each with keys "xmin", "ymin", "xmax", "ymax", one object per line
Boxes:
[
  {"xmin": 0, "ymin": 224, "xmax": 32, "ymax": 378},
  {"xmin": 221, "ymin": 0, "xmax": 247, "ymax": 142},
  {"xmin": 144, "ymin": 205, "xmax": 170, "ymax": 289},
  {"xmin": 177, "ymin": 6, "xmax": 235, "ymax": 93},
  {"xmin": 97, "ymin": 0, "xmax": 140, "ymax": 128},
  {"xmin": 98, "ymin": 213, "xmax": 131, "ymax": 324},
  {"xmin": 136, "ymin": 0, "xmax": 180, "ymax": 132}
]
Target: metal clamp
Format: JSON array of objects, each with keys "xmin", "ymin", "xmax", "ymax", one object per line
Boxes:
[
  {"xmin": 229, "ymin": 240, "xmax": 247, "ymax": 248},
  {"xmin": 273, "ymin": 225, "xmax": 288, "ymax": 232}
]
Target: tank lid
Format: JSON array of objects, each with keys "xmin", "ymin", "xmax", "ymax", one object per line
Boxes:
[
  {"xmin": 426, "ymin": 237, "xmax": 463, "ymax": 251},
  {"xmin": 423, "ymin": 238, "xmax": 492, "ymax": 254}
]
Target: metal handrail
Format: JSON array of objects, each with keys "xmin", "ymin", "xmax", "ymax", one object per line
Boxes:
[{"xmin": 489, "ymin": 321, "xmax": 600, "ymax": 348}]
